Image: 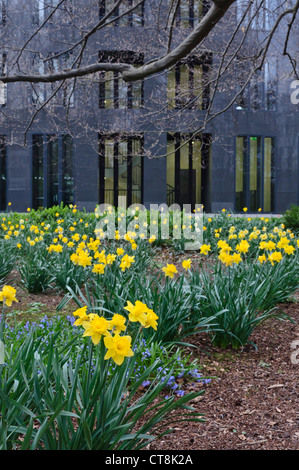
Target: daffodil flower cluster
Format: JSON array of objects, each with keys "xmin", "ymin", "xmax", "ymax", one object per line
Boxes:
[{"xmin": 73, "ymin": 301, "xmax": 158, "ymax": 366}]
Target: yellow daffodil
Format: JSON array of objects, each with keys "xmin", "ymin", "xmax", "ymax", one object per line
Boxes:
[
  {"xmin": 92, "ymin": 264, "xmax": 106, "ymax": 274},
  {"xmin": 162, "ymin": 264, "xmax": 178, "ymax": 279},
  {"xmin": 182, "ymin": 259, "xmax": 192, "ymax": 270},
  {"xmin": 0, "ymin": 285, "xmax": 18, "ymax": 307},
  {"xmin": 82, "ymin": 315, "xmax": 110, "ymax": 345},
  {"xmin": 73, "ymin": 306, "xmax": 91, "ymax": 326},
  {"xmin": 200, "ymin": 244, "xmax": 211, "ymax": 255},
  {"xmin": 236, "ymin": 240, "xmax": 250, "ymax": 254},
  {"xmin": 124, "ymin": 300, "xmax": 148, "ymax": 326},
  {"xmin": 109, "ymin": 314, "xmax": 126, "ymax": 334},
  {"xmin": 104, "ymin": 334, "xmax": 134, "ymax": 366},
  {"xmin": 284, "ymin": 245, "xmax": 295, "ymax": 255},
  {"xmin": 144, "ymin": 309, "xmax": 159, "ymax": 330},
  {"xmin": 258, "ymin": 254, "xmax": 267, "ymax": 264},
  {"xmin": 268, "ymin": 251, "xmax": 283, "ymax": 265},
  {"xmin": 120, "ymin": 254, "xmax": 135, "ymax": 271}
]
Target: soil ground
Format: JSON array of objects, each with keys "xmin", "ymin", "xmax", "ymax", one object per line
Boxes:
[{"xmin": 149, "ymin": 294, "xmax": 299, "ymax": 451}]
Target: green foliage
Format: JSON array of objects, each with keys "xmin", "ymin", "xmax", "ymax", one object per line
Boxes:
[
  {"xmin": 282, "ymin": 204, "xmax": 299, "ymax": 233},
  {"xmin": 0, "ymin": 241, "xmax": 15, "ymax": 283},
  {"xmin": 190, "ymin": 254, "xmax": 299, "ymax": 349},
  {"xmin": 18, "ymin": 248, "xmax": 53, "ymax": 294},
  {"xmin": 47, "ymin": 248, "xmax": 90, "ymax": 293}
]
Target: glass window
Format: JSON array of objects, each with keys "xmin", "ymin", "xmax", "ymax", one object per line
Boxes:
[
  {"xmin": 167, "ymin": 133, "xmax": 211, "ymax": 209},
  {"xmin": 0, "ymin": 53, "xmax": 7, "ymax": 107},
  {"xmin": 235, "ymin": 136, "xmax": 247, "ymax": 210},
  {"xmin": 249, "ymin": 136, "xmax": 262, "ymax": 212},
  {"xmin": 1, "ymin": 0, "xmax": 6, "ymax": 26},
  {"xmin": 131, "ymin": 138, "xmax": 142, "ymax": 204},
  {"xmin": 32, "ymin": 134, "xmax": 44, "ymax": 210},
  {"xmin": 235, "ymin": 59, "xmax": 277, "ymax": 111},
  {"xmin": 167, "ymin": 54, "xmax": 212, "ymax": 110},
  {"xmin": 99, "ymin": 0, "xmax": 144, "ymax": 27},
  {"xmin": 32, "ymin": 134, "xmax": 74, "ymax": 209},
  {"xmin": 176, "ymin": 0, "xmax": 211, "ymax": 28},
  {"xmin": 62, "ymin": 135, "xmax": 74, "ymax": 205},
  {"xmin": 47, "ymin": 136, "xmax": 59, "ymax": 207},
  {"xmin": 236, "ymin": 0, "xmax": 279, "ymax": 31},
  {"xmin": 263, "ymin": 137, "xmax": 275, "ymax": 212},
  {"xmin": 32, "ymin": 53, "xmax": 45, "ymax": 105},
  {"xmin": 235, "ymin": 136, "xmax": 275, "ymax": 212},
  {"xmin": 99, "ymin": 51, "xmax": 144, "ymax": 109},
  {"xmin": 99, "ymin": 134, "xmax": 143, "ymax": 207},
  {"xmin": 46, "ymin": 52, "xmax": 75, "ymax": 106},
  {"xmin": 32, "ymin": 0, "xmax": 44, "ymax": 25},
  {"xmin": 0, "ymin": 135, "xmax": 6, "ymax": 211}
]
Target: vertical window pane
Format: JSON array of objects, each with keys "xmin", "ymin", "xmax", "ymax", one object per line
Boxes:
[
  {"xmin": 132, "ymin": 138, "xmax": 142, "ymax": 204},
  {"xmin": 33, "ymin": 0, "xmax": 44, "ymax": 25},
  {"xmin": 236, "ymin": 135, "xmax": 275, "ymax": 212},
  {"xmin": 0, "ymin": 135, "xmax": 6, "ymax": 211},
  {"xmin": 104, "ymin": 71, "xmax": 115, "ymax": 108},
  {"xmin": 180, "ymin": 139, "xmax": 189, "ymax": 170},
  {"xmin": 132, "ymin": 3, "xmax": 143, "ymax": 26},
  {"xmin": 249, "ymin": 136, "xmax": 262, "ymax": 211},
  {"xmin": 192, "ymin": 140, "xmax": 201, "ymax": 204},
  {"xmin": 119, "ymin": 0, "xmax": 130, "ymax": 26},
  {"xmin": 104, "ymin": 140, "xmax": 114, "ymax": 205},
  {"xmin": 265, "ymin": 61, "xmax": 277, "ymax": 111},
  {"xmin": 167, "ymin": 138, "xmax": 175, "ymax": 206},
  {"xmin": 118, "ymin": 140, "xmax": 128, "ymax": 198},
  {"xmin": 32, "ymin": 53, "xmax": 45, "ymax": 105},
  {"xmin": 47, "ymin": 136, "xmax": 59, "ymax": 207},
  {"xmin": 62, "ymin": 52, "xmax": 74, "ymax": 107},
  {"xmin": 32, "ymin": 135, "xmax": 44, "ymax": 210},
  {"xmin": 118, "ymin": 76, "xmax": 128, "ymax": 108},
  {"xmin": 235, "ymin": 136, "xmax": 247, "ymax": 212},
  {"xmin": 193, "ymin": 65, "xmax": 203, "ymax": 109},
  {"xmin": 131, "ymin": 81, "xmax": 143, "ymax": 108},
  {"xmin": 167, "ymin": 133, "xmax": 210, "ymax": 209},
  {"xmin": 180, "ymin": 0, "xmax": 191, "ymax": 28},
  {"xmin": 62, "ymin": 135, "xmax": 73, "ymax": 205},
  {"xmin": 178, "ymin": 65, "xmax": 190, "ymax": 107},
  {"xmin": 1, "ymin": 0, "xmax": 6, "ymax": 26},
  {"xmin": 0, "ymin": 53, "xmax": 7, "ymax": 106},
  {"xmin": 193, "ymin": 0, "xmax": 202, "ymax": 26},
  {"xmin": 264, "ymin": 137, "xmax": 274, "ymax": 212}
]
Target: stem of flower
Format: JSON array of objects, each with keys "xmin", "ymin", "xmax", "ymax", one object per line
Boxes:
[{"xmin": 0, "ymin": 301, "xmax": 6, "ymax": 344}]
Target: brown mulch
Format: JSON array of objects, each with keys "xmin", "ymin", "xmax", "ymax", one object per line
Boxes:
[{"xmin": 149, "ymin": 295, "xmax": 299, "ymax": 451}]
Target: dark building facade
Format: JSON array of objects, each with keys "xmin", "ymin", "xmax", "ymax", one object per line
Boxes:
[{"xmin": 0, "ymin": 0, "xmax": 298, "ymax": 214}]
